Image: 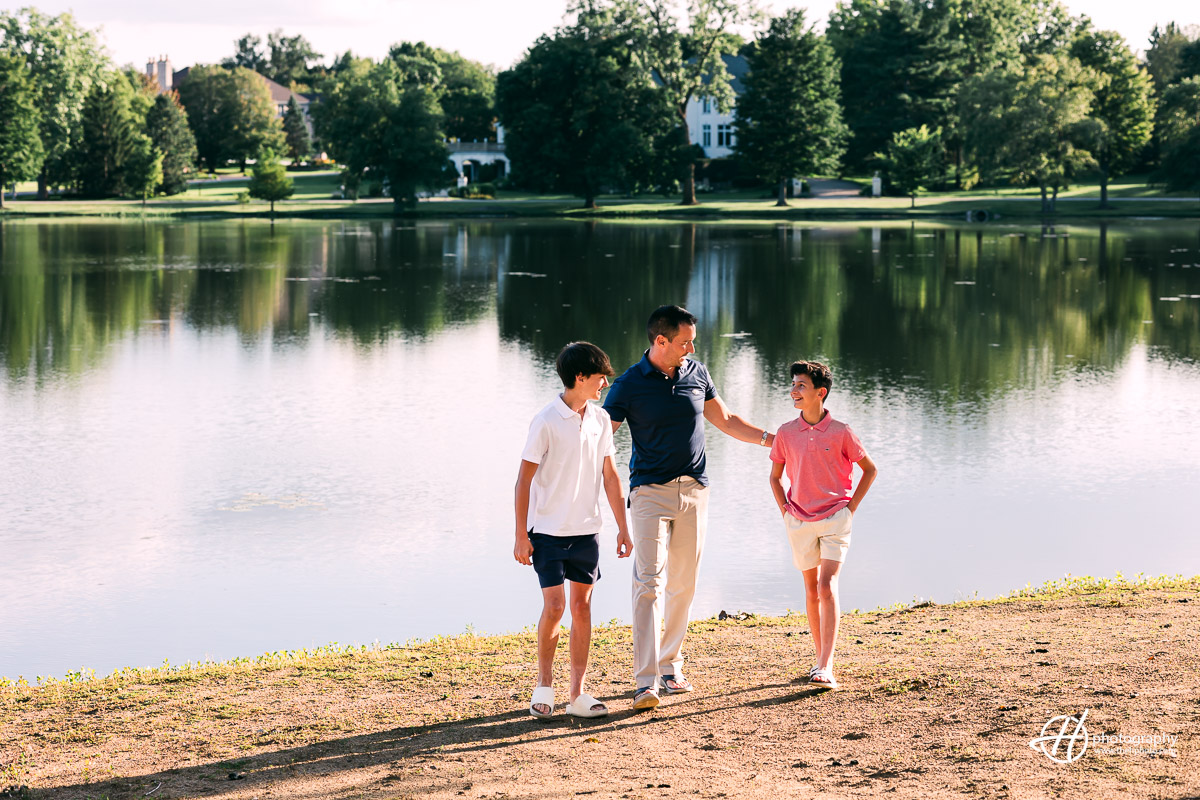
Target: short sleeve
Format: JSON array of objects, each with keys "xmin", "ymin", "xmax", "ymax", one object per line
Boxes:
[
  {"xmin": 768, "ymin": 424, "xmax": 787, "ymax": 464},
  {"xmin": 842, "ymin": 424, "xmax": 867, "ymax": 463},
  {"xmin": 702, "ymin": 365, "xmax": 718, "ymax": 401},
  {"xmin": 602, "ymin": 377, "xmax": 628, "ymax": 423},
  {"xmin": 594, "ymin": 407, "xmax": 616, "ymax": 459},
  {"xmin": 520, "ymin": 415, "xmax": 550, "ymax": 464}
]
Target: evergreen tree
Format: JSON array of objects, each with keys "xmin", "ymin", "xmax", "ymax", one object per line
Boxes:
[
  {"xmin": 146, "ymin": 92, "xmax": 198, "ymax": 195},
  {"xmin": 248, "ymin": 151, "xmax": 294, "ymax": 215},
  {"xmin": 827, "ymin": 0, "xmax": 962, "ymax": 175},
  {"xmin": 77, "ymin": 72, "xmax": 155, "ymax": 197},
  {"xmin": 735, "ymin": 10, "xmax": 847, "ymax": 206},
  {"xmin": 282, "ymin": 95, "xmax": 311, "ymax": 162},
  {"xmin": 0, "ymin": 52, "xmax": 44, "ymax": 209}
]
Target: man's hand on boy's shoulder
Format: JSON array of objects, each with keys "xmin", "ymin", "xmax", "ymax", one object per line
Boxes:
[
  {"xmin": 616, "ymin": 528, "xmax": 632, "ymax": 558},
  {"xmin": 514, "ymin": 531, "xmax": 533, "ymax": 566}
]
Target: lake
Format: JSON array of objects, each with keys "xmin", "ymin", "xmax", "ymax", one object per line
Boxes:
[{"xmin": 2, "ymin": 217, "xmax": 1198, "ymax": 682}]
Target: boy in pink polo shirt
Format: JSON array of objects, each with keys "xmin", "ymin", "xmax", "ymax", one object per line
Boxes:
[{"xmin": 768, "ymin": 361, "xmax": 877, "ymax": 689}]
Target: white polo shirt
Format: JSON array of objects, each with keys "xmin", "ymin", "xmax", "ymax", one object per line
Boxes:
[{"xmin": 521, "ymin": 396, "xmax": 616, "ymax": 536}]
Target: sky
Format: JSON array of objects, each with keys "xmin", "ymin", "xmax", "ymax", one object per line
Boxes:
[{"xmin": 22, "ymin": 0, "xmax": 1200, "ymax": 73}]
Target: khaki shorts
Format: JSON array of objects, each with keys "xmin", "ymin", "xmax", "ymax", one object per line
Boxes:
[{"xmin": 784, "ymin": 506, "xmax": 852, "ymax": 571}]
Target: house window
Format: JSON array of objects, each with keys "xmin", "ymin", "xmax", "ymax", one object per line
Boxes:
[
  {"xmin": 717, "ymin": 124, "xmax": 733, "ymax": 147},
  {"xmin": 702, "ymin": 96, "xmax": 711, "ymax": 114},
  {"xmin": 702, "ymin": 124, "xmax": 711, "ymax": 147}
]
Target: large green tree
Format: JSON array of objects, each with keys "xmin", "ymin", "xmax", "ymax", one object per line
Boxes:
[
  {"xmin": 387, "ymin": 42, "xmax": 496, "ymax": 142},
  {"xmin": 0, "ymin": 52, "xmax": 43, "ymax": 208},
  {"xmin": 0, "ymin": 8, "xmax": 107, "ymax": 198},
  {"xmin": 735, "ymin": 9, "xmax": 847, "ymax": 205},
  {"xmin": 1070, "ymin": 28, "xmax": 1154, "ymax": 207},
  {"xmin": 313, "ymin": 56, "xmax": 453, "ymax": 209},
  {"xmin": 145, "ymin": 92, "xmax": 198, "ymax": 195},
  {"xmin": 1155, "ymin": 77, "xmax": 1200, "ymax": 193},
  {"xmin": 177, "ymin": 65, "xmax": 284, "ymax": 172},
  {"xmin": 961, "ymin": 52, "xmax": 1098, "ymax": 212},
  {"xmin": 597, "ymin": 0, "xmax": 761, "ymax": 205},
  {"xmin": 497, "ymin": 10, "xmax": 675, "ymax": 208}
]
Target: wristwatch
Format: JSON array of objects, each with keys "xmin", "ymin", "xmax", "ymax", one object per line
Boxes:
[{"xmin": 759, "ymin": 430, "xmax": 770, "ymax": 446}]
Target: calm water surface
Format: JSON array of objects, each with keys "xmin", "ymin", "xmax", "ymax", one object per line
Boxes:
[{"xmin": 2, "ymin": 218, "xmax": 1199, "ymax": 680}]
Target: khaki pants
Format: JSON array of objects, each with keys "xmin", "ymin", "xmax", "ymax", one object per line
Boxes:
[{"xmin": 629, "ymin": 476, "xmax": 709, "ymax": 689}]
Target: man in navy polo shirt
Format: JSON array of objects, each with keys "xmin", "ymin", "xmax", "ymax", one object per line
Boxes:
[{"xmin": 604, "ymin": 305, "xmax": 775, "ymax": 709}]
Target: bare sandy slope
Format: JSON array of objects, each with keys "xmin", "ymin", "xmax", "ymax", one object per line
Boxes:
[{"xmin": 2, "ymin": 580, "xmax": 1198, "ymax": 799}]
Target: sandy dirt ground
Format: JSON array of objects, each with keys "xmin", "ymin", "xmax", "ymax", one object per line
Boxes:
[{"xmin": 2, "ymin": 582, "xmax": 1198, "ymax": 799}]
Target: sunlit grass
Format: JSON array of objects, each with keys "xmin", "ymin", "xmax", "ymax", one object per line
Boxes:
[{"xmin": 3, "ymin": 572, "xmax": 1194, "ymax": 695}]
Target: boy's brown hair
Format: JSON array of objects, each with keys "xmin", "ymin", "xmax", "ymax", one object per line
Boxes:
[{"xmin": 790, "ymin": 360, "xmax": 833, "ymax": 398}]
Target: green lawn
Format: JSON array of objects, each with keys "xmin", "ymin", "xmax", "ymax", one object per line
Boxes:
[{"xmin": 4, "ymin": 173, "xmax": 1197, "ymax": 219}]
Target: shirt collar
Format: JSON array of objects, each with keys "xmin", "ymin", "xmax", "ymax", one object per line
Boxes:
[
  {"xmin": 637, "ymin": 349, "xmax": 695, "ymax": 379},
  {"xmin": 799, "ymin": 410, "xmax": 833, "ymax": 431},
  {"xmin": 555, "ymin": 395, "xmax": 595, "ymax": 421},
  {"xmin": 636, "ymin": 351, "xmax": 657, "ymax": 376}
]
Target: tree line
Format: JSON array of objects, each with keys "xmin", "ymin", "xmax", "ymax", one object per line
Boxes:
[
  {"xmin": 0, "ymin": 9, "xmax": 496, "ymax": 209},
  {"xmin": 2, "ymin": 3, "xmax": 1199, "ymax": 212},
  {"xmin": 496, "ymin": 0, "xmax": 1193, "ymax": 211}
]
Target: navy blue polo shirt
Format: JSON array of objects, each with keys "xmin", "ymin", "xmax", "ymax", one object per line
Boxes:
[{"xmin": 603, "ymin": 351, "xmax": 718, "ymax": 489}]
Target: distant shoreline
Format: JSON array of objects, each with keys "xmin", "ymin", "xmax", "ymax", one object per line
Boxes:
[{"xmin": 3, "ymin": 195, "xmax": 1198, "ymax": 222}]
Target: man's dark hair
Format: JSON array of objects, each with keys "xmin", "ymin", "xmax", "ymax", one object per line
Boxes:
[
  {"xmin": 647, "ymin": 305, "xmax": 698, "ymax": 344},
  {"xmin": 790, "ymin": 360, "xmax": 833, "ymax": 398},
  {"xmin": 556, "ymin": 341, "xmax": 615, "ymax": 388}
]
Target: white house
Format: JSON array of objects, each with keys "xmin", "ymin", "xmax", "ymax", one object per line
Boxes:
[
  {"xmin": 447, "ymin": 124, "xmax": 508, "ymax": 183},
  {"xmin": 683, "ymin": 54, "xmax": 749, "ymax": 159}
]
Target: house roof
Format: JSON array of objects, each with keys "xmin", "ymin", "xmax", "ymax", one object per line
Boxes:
[
  {"xmin": 172, "ymin": 66, "xmax": 310, "ymax": 105},
  {"xmin": 260, "ymin": 73, "xmax": 310, "ymax": 106},
  {"xmin": 653, "ymin": 54, "xmax": 749, "ymax": 95}
]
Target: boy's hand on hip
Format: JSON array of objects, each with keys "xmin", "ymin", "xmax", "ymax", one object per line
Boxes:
[
  {"xmin": 514, "ymin": 534, "xmax": 533, "ymax": 566},
  {"xmin": 616, "ymin": 529, "xmax": 633, "ymax": 558}
]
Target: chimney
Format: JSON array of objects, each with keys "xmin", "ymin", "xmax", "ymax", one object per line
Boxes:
[{"xmin": 157, "ymin": 56, "xmax": 172, "ymax": 93}]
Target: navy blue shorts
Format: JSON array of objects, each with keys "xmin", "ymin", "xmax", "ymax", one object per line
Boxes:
[{"xmin": 529, "ymin": 532, "xmax": 601, "ymax": 588}]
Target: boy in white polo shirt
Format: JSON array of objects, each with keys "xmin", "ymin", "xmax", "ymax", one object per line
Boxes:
[
  {"xmin": 514, "ymin": 342, "xmax": 633, "ymax": 718},
  {"xmin": 768, "ymin": 361, "xmax": 878, "ymax": 690}
]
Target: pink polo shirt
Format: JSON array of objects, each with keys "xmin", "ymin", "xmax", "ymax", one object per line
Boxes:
[{"xmin": 769, "ymin": 411, "xmax": 867, "ymax": 522}]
